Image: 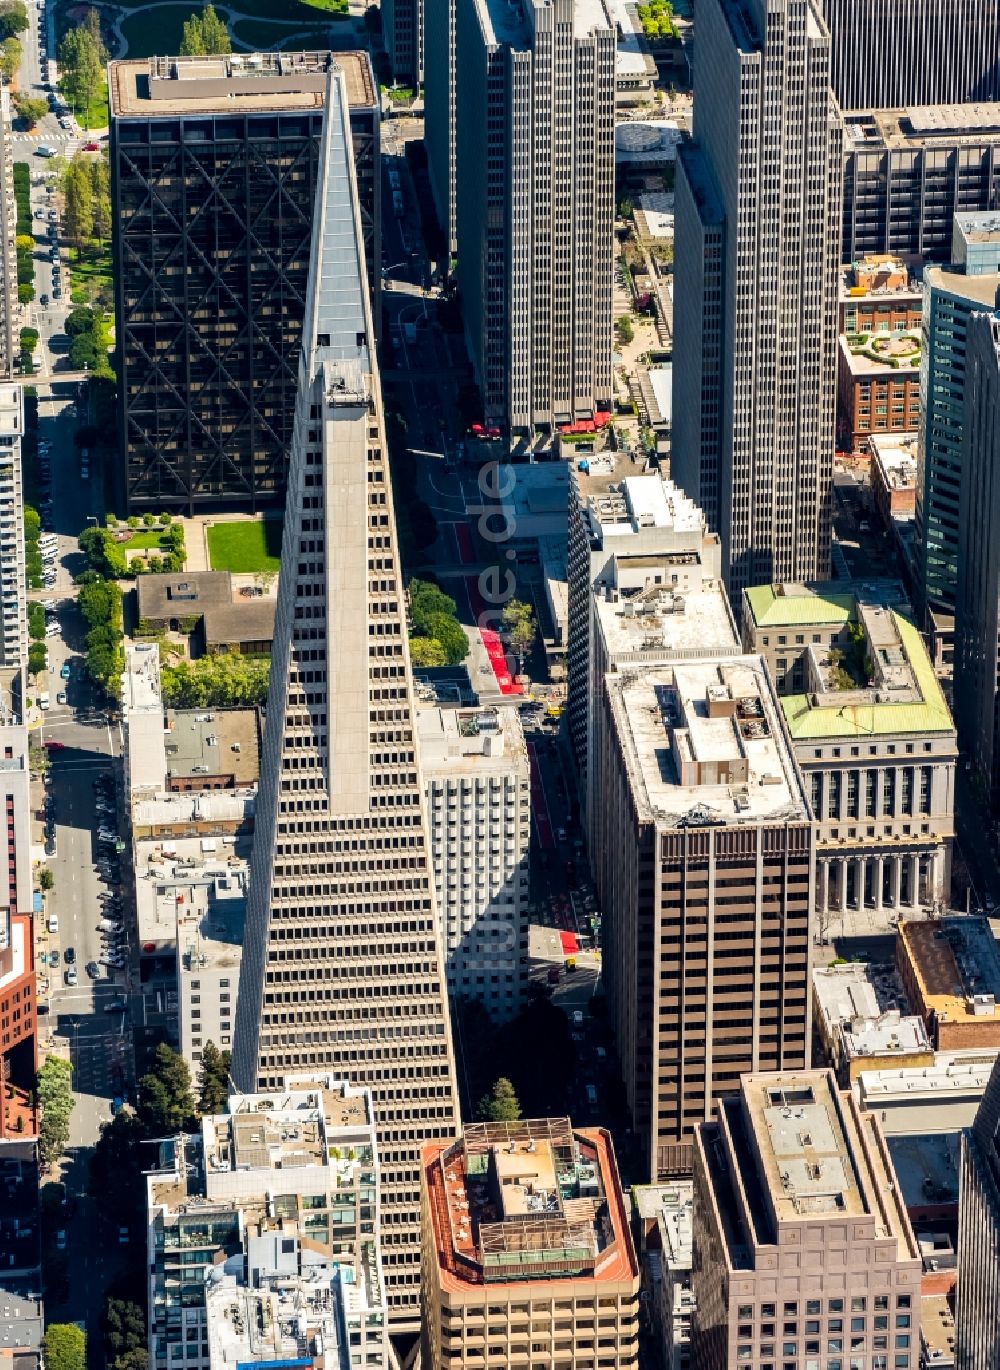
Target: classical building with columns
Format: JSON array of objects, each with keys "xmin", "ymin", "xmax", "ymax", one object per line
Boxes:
[{"xmin": 742, "ymin": 581, "xmax": 957, "ymax": 921}]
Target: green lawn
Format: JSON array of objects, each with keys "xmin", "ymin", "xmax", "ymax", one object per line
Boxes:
[
  {"xmin": 59, "ymin": 75, "xmax": 109, "ymax": 131},
  {"xmin": 119, "ymin": 0, "xmax": 356, "ymax": 57},
  {"xmin": 229, "ymin": 16, "xmax": 337, "ymax": 47},
  {"xmin": 122, "ymin": 530, "xmax": 170, "ymax": 550},
  {"xmin": 119, "ymin": 5, "xmax": 198, "ymax": 58},
  {"xmin": 68, "ymin": 243, "xmax": 113, "ymax": 308},
  {"xmin": 207, "ymin": 519, "xmax": 283, "ymax": 573}
]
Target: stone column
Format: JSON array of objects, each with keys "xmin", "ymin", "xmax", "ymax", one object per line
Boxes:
[
  {"xmin": 838, "ymin": 858, "xmax": 848, "ymax": 911},
  {"xmin": 820, "ymin": 860, "xmax": 830, "ymax": 915},
  {"xmin": 892, "ymin": 856, "xmax": 902, "ymax": 909},
  {"xmin": 910, "ymin": 853, "xmax": 922, "ymax": 907},
  {"xmin": 874, "ymin": 855, "xmax": 884, "ymax": 913},
  {"xmin": 856, "ymin": 856, "xmax": 867, "ymax": 909}
]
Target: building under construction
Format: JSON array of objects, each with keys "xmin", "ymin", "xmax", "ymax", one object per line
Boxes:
[{"xmin": 109, "ymin": 51, "xmax": 380, "ymax": 513}]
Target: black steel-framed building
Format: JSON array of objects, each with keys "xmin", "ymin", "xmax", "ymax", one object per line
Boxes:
[
  {"xmin": 109, "ymin": 52, "xmax": 379, "ymax": 514},
  {"xmin": 842, "ymin": 105, "xmax": 1000, "ymax": 264}
]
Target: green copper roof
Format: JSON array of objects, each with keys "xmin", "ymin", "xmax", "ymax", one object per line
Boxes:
[
  {"xmin": 780, "ymin": 612, "xmax": 954, "ymax": 740},
  {"xmin": 745, "ymin": 584, "xmax": 856, "ymax": 628}
]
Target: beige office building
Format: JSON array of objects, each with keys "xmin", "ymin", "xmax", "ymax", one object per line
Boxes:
[
  {"xmin": 232, "ymin": 76, "xmax": 458, "ymax": 1333},
  {"xmin": 742, "ymin": 581, "xmax": 956, "ymax": 919},
  {"xmin": 691, "ymin": 1070, "xmax": 922, "ymax": 1370},
  {"xmin": 416, "ymin": 700, "xmax": 531, "ymax": 1023},
  {"xmin": 594, "ymin": 655, "xmax": 814, "ymax": 1179},
  {"xmin": 420, "ymin": 1117, "xmax": 640, "ymax": 1370}
]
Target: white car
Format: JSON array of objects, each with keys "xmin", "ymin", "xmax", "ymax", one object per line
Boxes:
[{"xmin": 44, "ymin": 623, "xmax": 59, "ymax": 637}]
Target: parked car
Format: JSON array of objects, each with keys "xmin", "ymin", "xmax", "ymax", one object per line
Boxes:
[
  {"xmin": 56, "ymin": 692, "xmax": 67, "ymax": 705},
  {"xmin": 59, "ymin": 663, "xmax": 71, "ymax": 679},
  {"xmin": 64, "ymin": 947, "xmax": 75, "ymax": 964},
  {"xmin": 86, "ymin": 960, "xmax": 101, "ymax": 979},
  {"xmin": 64, "ymin": 967, "xmax": 77, "ymax": 986}
]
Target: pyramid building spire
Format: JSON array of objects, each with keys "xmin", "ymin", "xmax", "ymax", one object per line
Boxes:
[{"xmin": 232, "ymin": 69, "xmax": 459, "ymax": 1333}]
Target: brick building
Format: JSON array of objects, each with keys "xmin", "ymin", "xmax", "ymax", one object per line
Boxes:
[{"xmin": 897, "ymin": 917, "xmax": 1000, "ymax": 1049}]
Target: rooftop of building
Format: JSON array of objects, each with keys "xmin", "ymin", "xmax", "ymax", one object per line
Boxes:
[
  {"xmin": 109, "ymin": 50, "xmax": 376, "ymax": 119},
  {"xmin": 0, "ymin": 385, "xmax": 22, "ymax": 430},
  {"xmin": 870, "ymin": 434, "xmax": 918, "ymax": 488},
  {"xmin": 0, "ymin": 914, "xmax": 28, "ymax": 995},
  {"xmin": 954, "ymin": 210, "xmax": 1000, "ymax": 245},
  {"xmin": 885, "ymin": 1131, "xmax": 960, "ymax": 1210},
  {"xmin": 0, "ymin": 1295, "xmax": 43, "ymax": 1356},
  {"xmin": 122, "ymin": 640, "xmax": 163, "ymax": 713},
  {"xmin": 131, "ymin": 790, "xmax": 255, "ymax": 831},
  {"xmin": 609, "ymin": 657, "xmax": 808, "ymax": 828},
  {"xmin": 676, "ymin": 141, "xmax": 724, "ymax": 225},
  {"xmin": 840, "ymin": 329, "xmax": 921, "ymax": 377},
  {"xmin": 924, "ymin": 263, "xmax": 1000, "ymax": 307},
  {"xmin": 845, "ymin": 103, "xmax": 1000, "ymax": 148},
  {"xmin": 633, "ymin": 1182, "xmax": 693, "ymax": 1270},
  {"xmin": 854, "ymin": 1050, "xmax": 1000, "ymax": 1110},
  {"xmin": 135, "ymin": 833, "xmax": 251, "ymax": 949},
  {"xmin": 813, "ymin": 964, "xmax": 930, "ymax": 1064},
  {"xmin": 572, "ymin": 459, "xmax": 705, "ymax": 539},
  {"xmin": 744, "ymin": 581, "xmax": 954, "ymax": 740},
  {"xmin": 705, "ymin": 1071, "xmax": 919, "ymax": 1269},
  {"xmin": 202, "ymin": 600, "xmax": 276, "ymax": 648},
  {"xmin": 164, "ymin": 708, "xmax": 260, "ymax": 786},
  {"xmin": 415, "ymin": 701, "xmax": 527, "ymax": 776},
  {"xmin": 149, "ymin": 1076, "xmax": 376, "ymax": 1211},
  {"xmin": 919, "ymin": 1295, "xmax": 956, "ymax": 1369},
  {"xmin": 136, "ymin": 571, "xmax": 232, "ymax": 620},
  {"xmin": 176, "ymin": 878, "xmax": 245, "ymax": 976},
  {"xmin": 423, "ymin": 1117, "xmax": 637, "ymax": 1292},
  {"xmin": 842, "ymin": 1011, "xmax": 931, "ymax": 1062},
  {"xmin": 840, "ymin": 256, "xmax": 920, "ymax": 300},
  {"xmin": 593, "ymin": 578, "xmax": 738, "ymax": 664},
  {"xmin": 899, "ymin": 917, "xmax": 1000, "ymax": 1027},
  {"xmin": 476, "ymin": 0, "xmax": 610, "ymax": 49}
]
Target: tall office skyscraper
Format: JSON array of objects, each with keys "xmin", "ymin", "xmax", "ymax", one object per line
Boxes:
[
  {"xmin": 109, "ymin": 52, "xmax": 379, "ymax": 514},
  {"xmin": 821, "ymin": 0, "xmax": 1000, "ymax": 109},
  {"xmin": 382, "ymin": 0, "xmax": 423, "ymax": 84},
  {"xmin": 917, "ymin": 214, "xmax": 1000, "ymax": 619},
  {"xmin": 232, "ymin": 73, "xmax": 459, "ymax": 1333},
  {"xmin": 956, "ymin": 1056, "xmax": 1000, "ymax": 1368},
  {"xmin": 424, "ymin": 0, "xmax": 456, "ymax": 259},
  {"xmin": 955, "ymin": 309, "xmax": 1000, "ymax": 814},
  {"xmin": 672, "ymin": 0, "xmax": 843, "ymax": 597},
  {"xmin": 453, "ymin": 0, "xmax": 616, "ymax": 437},
  {"xmin": 0, "ymin": 90, "xmax": 18, "ymax": 381}
]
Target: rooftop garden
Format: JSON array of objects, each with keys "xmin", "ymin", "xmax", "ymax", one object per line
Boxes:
[{"xmin": 846, "ymin": 329, "xmax": 921, "ymax": 369}]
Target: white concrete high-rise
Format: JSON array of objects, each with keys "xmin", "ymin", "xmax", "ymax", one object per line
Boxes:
[
  {"xmin": 232, "ymin": 71, "xmax": 459, "ymax": 1334},
  {"xmin": 452, "ymin": 0, "xmax": 616, "ymax": 437},
  {"xmin": 0, "ymin": 384, "xmax": 27, "ymax": 705},
  {"xmin": 672, "ymin": 0, "xmax": 843, "ymax": 598}
]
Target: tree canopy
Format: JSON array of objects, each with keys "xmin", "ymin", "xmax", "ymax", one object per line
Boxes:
[
  {"xmin": 37, "ymin": 1056, "xmax": 74, "ymax": 1166},
  {"xmin": 58, "ymin": 19, "xmax": 107, "ymax": 124},
  {"xmin": 407, "ymin": 578, "xmax": 469, "ymax": 666},
  {"xmin": 0, "ymin": 1, "xmax": 29, "ymax": 41},
  {"xmin": 179, "ymin": 4, "xmax": 231, "ymax": 55},
  {"xmin": 43, "ymin": 1326, "xmax": 85, "ymax": 1370},
  {"xmin": 197, "ymin": 1042, "xmax": 231, "ymax": 1117},
  {"xmin": 477, "ymin": 1077, "xmax": 521, "ymax": 1122},
  {"xmin": 138, "ymin": 1042, "xmax": 195, "ymax": 1134}
]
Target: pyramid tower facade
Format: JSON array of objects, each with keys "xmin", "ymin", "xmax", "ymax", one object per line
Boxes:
[{"xmin": 232, "ymin": 71, "xmax": 459, "ymax": 1332}]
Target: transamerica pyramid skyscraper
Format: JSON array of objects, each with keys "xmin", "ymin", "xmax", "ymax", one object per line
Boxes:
[{"xmin": 232, "ymin": 70, "xmax": 459, "ymax": 1332}]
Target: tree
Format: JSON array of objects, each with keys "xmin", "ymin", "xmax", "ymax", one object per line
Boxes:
[
  {"xmin": 408, "ymin": 636, "xmax": 447, "ymax": 667},
  {"xmin": 90, "ymin": 156, "xmax": 111, "ymax": 240},
  {"xmin": 615, "ymin": 315, "xmax": 634, "ymax": 345},
  {"xmin": 197, "ymin": 1041, "xmax": 231, "ymax": 1117},
  {"xmin": 0, "ymin": 35, "xmax": 21, "ymax": 80},
  {"xmin": 0, "ymin": 1, "xmax": 28, "ymax": 41},
  {"xmin": 43, "ymin": 1325, "xmax": 85, "ymax": 1370},
  {"xmin": 477, "ymin": 1077, "xmax": 521, "ymax": 1122},
  {"xmin": 179, "ymin": 3, "xmax": 231, "ymax": 55},
  {"xmin": 27, "ymin": 641, "xmax": 46, "ymax": 676},
  {"xmin": 37, "ymin": 1056, "xmax": 74, "ymax": 1165},
  {"xmin": 38, "ymin": 866, "xmax": 53, "ymax": 890},
  {"xmin": 13, "ymin": 94, "xmax": 47, "ymax": 128},
  {"xmin": 138, "ymin": 1042, "xmax": 195, "ymax": 1134},
  {"xmin": 104, "ymin": 1297, "xmax": 145, "ymax": 1364},
  {"xmin": 89, "ymin": 1110, "xmax": 146, "ymax": 1221},
  {"xmin": 58, "ymin": 26, "xmax": 105, "ymax": 125},
  {"xmin": 65, "ymin": 305, "xmax": 96, "ymax": 338},
  {"xmin": 62, "ymin": 160, "xmax": 93, "ymax": 248},
  {"xmin": 502, "ymin": 598, "xmax": 536, "ymax": 662}
]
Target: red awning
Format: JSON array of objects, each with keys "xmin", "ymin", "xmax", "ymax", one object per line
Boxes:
[{"xmin": 560, "ymin": 931, "xmax": 578, "ymax": 955}]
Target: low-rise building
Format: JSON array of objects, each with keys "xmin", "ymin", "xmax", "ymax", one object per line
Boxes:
[
  {"xmin": 813, "ymin": 962, "xmax": 933, "ymax": 1082},
  {"xmin": 837, "ymin": 330, "xmax": 921, "ymax": 454},
  {"xmin": 869, "ymin": 433, "xmax": 918, "ymax": 527},
  {"xmin": 742, "ymin": 581, "xmax": 957, "ymax": 919},
  {"xmin": 897, "ymin": 916, "xmax": 1000, "ymax": 1049},
  {"xmin": 202, "ymin": 600, "xmax": 275, "ymax": 656},
  {"xmin": 415, "ymin": 701, "xmax": 530, "ymax": 1024},
  {"xmin": 130, "ymin": 791, "xmax": 255, "ymax": 842},
  {"xmin": 136, "ymin": 571, "xmax": 233, "ymax": 632},
  {"xmin": 163, "ymin": 709, "xmax": 260, "ymax": 792},
  {"xmin": 853, "ymin": 1050, "xmax": 1000, "ymax": 1135},
  {"xmin": 838, "ymin": 255, "xmax": 922, "ymax": 335},
  {"xmin": 633, "ymin": 1183, "xmax": 694, "ymax": 1370},
  {"xmin": 146, "ymin": 1076, "xmax": 387, "ymax": 1370},
  {"xmin": 0, "ymin": 721, "xmax": 33, "ymax": 1129},
  {"xmin": 420, "ymin": 1118, "xmax": 640, "ymax": 1370},
  {"xmin": 690, "ymin": 1069, "xmax": 922, "ymax": 1370},
  {"xmin": 122, "ymin": 641, "xmax": 168, "ymax": 803}
]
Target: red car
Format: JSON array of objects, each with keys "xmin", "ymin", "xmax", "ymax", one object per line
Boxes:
[
  {"xmin": 44, "ymin": 740, "xmax": 65, "ymax": 751},
  {"xmin": 82, "ymin": 142, "xmax": 100, "ymax": 153}
]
